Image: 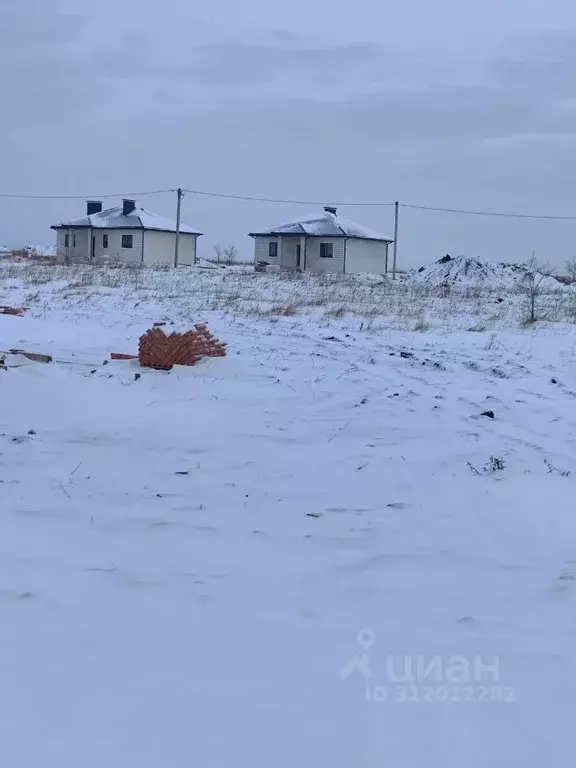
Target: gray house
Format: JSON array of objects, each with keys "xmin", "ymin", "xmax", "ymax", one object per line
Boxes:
[
  {"xmin": 51, "ymin": 200, "xmax": 202, "ymax": 266},
  {"xmin": 249, "ymin": 206, "xmax": 393, "ymax": 275}
]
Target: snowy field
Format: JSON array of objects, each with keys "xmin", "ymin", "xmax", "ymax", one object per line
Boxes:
[
  {"xmin": 2, "ymin": 260, "xmax": 576, "ymax": 766},
  {"xmin": 1, "ymin": 255, "xmax": 576, "ymax": 331}
]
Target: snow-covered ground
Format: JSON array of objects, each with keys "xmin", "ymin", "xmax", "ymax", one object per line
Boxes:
[
  {"xmin": 2, "ymin": 261, "xmax": 576, "ymax": 766},
  {"xmin": 1, "ymin": 257, "xmax": 575, "ymax": 331}
]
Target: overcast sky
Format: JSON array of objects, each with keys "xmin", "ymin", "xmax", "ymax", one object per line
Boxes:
[{"xmin": 3, "ymin": 0, "xmax": 576, "ymax": 267}]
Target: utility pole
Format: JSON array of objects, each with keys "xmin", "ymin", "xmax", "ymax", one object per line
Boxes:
[
  {"xmin": 392, "ymin": 201, "xmax": 399, "ymax": 280},
  {"xmin": 174, "ymin": 188, "xmax": 183, "ymax": 268},
  {"xmin": 385, "ymin": 232, "xmax": 389, "ymax": 275}
]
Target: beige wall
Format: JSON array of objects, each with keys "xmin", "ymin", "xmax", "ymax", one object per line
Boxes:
[
  {"xmin": 143, "ymin": 231, "xmax": 197, "ymax": 266},
  {"xmin": 55, "ymin": 229, "xmax": 198, "ymax": 265},
  {"xmin": 56, "ymin": 228, "xmax": 91, "ymax": 261},
  {"xmin": 304, "ymin": 238, "xmax": 345, "ymax": 274},
  {"xmin": 254, "ymin": 237, "xmax": 279, "ymax": 264},
  {"xmin": 94, "ymin": 229, "xmax": 143, "ymax": 263},
  {"xmin": 279, "ymin": 237, "xmax": 305, "ymax": 268},
  {"xmin": 253, "ymin": 236, "xmax": 345, "ymax": 273},
  {"xmin": 345, "ymin": 239, "xmax": 389, "ymax": 275},
  {"xmin": 57, "ymin": 228, "xmax": 143, "ymax": 263}
]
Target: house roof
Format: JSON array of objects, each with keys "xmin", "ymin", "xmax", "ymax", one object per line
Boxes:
[
  {"xmin": 51, "ymin": 205, "xmax": 203, "ymax": 235},
  {"xmin": 249, "ymin": 208, "xmax": 393, "ymax": 242}
]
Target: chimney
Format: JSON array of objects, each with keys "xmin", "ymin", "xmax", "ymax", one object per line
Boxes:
[
  {"xmin": 86, "ymin": 200, "xmax": 102, "ymax": 215},
  {"xmin": 324, "ymin": 206, "xmax": 338, "ymax": 216},
  {"xmin": 123, "ymin": 199, "xmax": 136, "ymax": 216}
]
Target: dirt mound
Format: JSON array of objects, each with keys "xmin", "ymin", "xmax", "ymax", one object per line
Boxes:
[
  {"xmin": 409, "ymin": 255, "xmax": 566, "ymax": 292},
  {"xmin": 410, "ymin": 255, "xmax": 517, "ymax": 289}
]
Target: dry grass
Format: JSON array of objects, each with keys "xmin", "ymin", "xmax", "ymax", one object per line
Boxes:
[
  {"xmin": 1, "ymin": 259, "xmax": 576, "ymax": 331},
  {"xmin": 413, "ymin": 317, "xmax": 431, "ymax": 332},
  {"xmin": 325, "ymin": 305, "xmax": 347, "ymax": 318},
  {"xmin": 269, "ymin": 303, "xmax": 301, "ymax": 316}
]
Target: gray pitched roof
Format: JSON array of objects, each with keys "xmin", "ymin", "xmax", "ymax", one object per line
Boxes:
[
  {"xmin": 51, "ymin": 205, "xmax": 202, "ymax": 235},
  {"xmin": 249, "ymin": 208, "xmax": 392, "ymax": 242}
]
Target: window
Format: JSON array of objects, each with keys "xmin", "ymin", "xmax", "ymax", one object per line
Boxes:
[
  {"xmin": 320, "ymin": 242, "xmax": 333, "ymax": 258},
  {"xmin": 64, "ymin": 234, "xmax": 69, "ymax": 248},
  {"xmin": 268, "ymin": 241, "xmax": 278, "ymax": 258},
  {"xmin": 73, "ymin": 233, "xmax": 76, "ymax": 248},
  {"xmin": 102, "ymin": 234, "xmax": 109, "ymax": 249},
  {"xmin": 121, "ymin": 234, "xmax": 133, "ymax": 249},
  {"xmin": 296, "ymin": 244, "xmax": 301, "ymax": 267}
]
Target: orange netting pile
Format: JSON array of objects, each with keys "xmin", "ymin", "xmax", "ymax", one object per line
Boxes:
[{"xmin": 138, "ymin": 324, "xmax": 227, "ymax": 370}]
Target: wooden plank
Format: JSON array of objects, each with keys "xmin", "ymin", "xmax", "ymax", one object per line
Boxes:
[
  {"xmin": 0, "ymin": 307, "xmax": 28, "ymax": 316},
  {"xmin": 8, "ymin": 349, "xmax": 53, "ymax": 363},
  {"xmin": 110, "ymin": 353, "xmax": 138, "ymax": 361}
]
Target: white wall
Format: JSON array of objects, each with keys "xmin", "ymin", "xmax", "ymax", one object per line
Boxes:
[
  {"xmin": 254, "ymin": 236, "xmax": 387, "ymax": 274},
  {"xmin": 254, "ymin": 237, "xmax": 279, "ymax": 264},
  {"xmin": 177, "ymin": 233, "xmax": 197, "ymax": 266},
  {"xmin": 57, "ymin": 228, "xmax": 143, "ymax": 263},
  {"xmin": 56, "ymin": 229, "xmax": 198, "ymax": 265},
  {"xmin": 345, "ymin": 239, "xmax": 389, "ymax": 275},
  {"xmin": 280, "ymin": 237, "xmax": 305, "ymax": 268},
  {"xmin": 56, "ymin": 228, "xmax": 91, "ymax": 261},
  {"xmin": 56, "ymin": 229, "xmax": 67, "ymax": 259},
  {"xmin": 143, "ymin": 231, "xmax": 197, "ymax": 266},
  {"xmin": 304, "ymin": 238, "xmax": 345, "ymax": 274},
  {"xmin": 95, "ymin": 229, "xmax": 143, "ymax": 263}
]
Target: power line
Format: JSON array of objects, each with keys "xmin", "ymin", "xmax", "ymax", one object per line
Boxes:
[
  {"xmin": 1, "ymin": 185, "xmax": 576, "ymax": 220},
  {"xmin": 402, "ymin": 203, "xmax": 576, "ymax": 221},
  {"xmin": 184, "ymin": 188, "xmax": 396, "ymax": 207},
  {"xmin": 187, "ymin": 188, "xmax": 576, "ymax": 218},
  {"xmin": 0, "ymin": 189, "xmax": 175, "ymax": 200}
]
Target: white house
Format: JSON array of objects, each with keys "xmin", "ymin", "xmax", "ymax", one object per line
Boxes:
[
  {"xmin": 249, "ymin": 206, "xmax": 393, "ymax": 275},
  {"xmin": 51, "ymin": 200, "xmax": 202, "ymax": 266}
]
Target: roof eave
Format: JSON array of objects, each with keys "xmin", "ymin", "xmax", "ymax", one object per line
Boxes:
[
  {"xmin": 249, "ymin": 232, "xmax": 349, "ymax": 238},
  {"xmin": 249, "ymin": 232, "xmax": 392, "ymax": 242},
  {"xmin": 51, "ymin": 223, "xmax": 145, "ymax": 230},
  {"xmin": 146, "ymin": 228, "xmax": 203, "ymax": 236},
  {"xmin": 52, "ymin": 224, "xmax": 202, "ymax": 236},
  {"xmin": 51, "ymin": 224, "xmax": 93, "ymax": 230}
]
